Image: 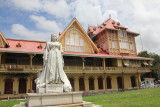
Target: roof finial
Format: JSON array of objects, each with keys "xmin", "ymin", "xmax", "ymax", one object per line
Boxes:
[{"xmin": 109, "ymin": 14, "xmax": 111, "ymax": 19}]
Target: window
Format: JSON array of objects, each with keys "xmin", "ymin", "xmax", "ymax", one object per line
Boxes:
[
  {"xmin": 70, "ymin": 34, "xmax": 74, "ymax": 45},
  {"xmin": 66, "ymin": 37, "xmax": 70, "ymax": 45},
  {"xmin": 75, "ymin": 35, "xmax": 79, "ymax": 45},
  {"xmin": 122, "ymin": 31, "xmax": 127, "ymax": 37},
  {"xmin": 118, "ymin": 30, "xmax": 121, "ymax": 36},
  {"xmin": 126, "ymin": 42, "xmax": 129, "ymax": 49},
  {"xmin": 65, "ymin": 34, "xmax": 84, "ymax": 52},
  {"xmin": 65, "ymin": 45, "xmax": 70, "ymax": 51},
  {"xmin": 129, "ymin": 35, "xmax": 132, "ymax": 40},
  {"xmin": 130, "ymin": 43, "xmax": 133, "ymax": 50},
  {"xmin": 111, "ymin": 30, "xmax": 114, "ymax": 36},
  {"xmin": 119, "ymin": 40, "xmax": 121, "ymax": 48},
  {"xmin": 112, "ymin": 40, "xmax": 115, "ymax": 48},
  {"xmin": 122, "ymin": 41, "xmax": 125, "ymax": 48}
]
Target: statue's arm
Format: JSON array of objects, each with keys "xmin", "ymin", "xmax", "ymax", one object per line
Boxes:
[{"xmin": 43, "ymin": 42, "xmax": 49, "ymax": 65}]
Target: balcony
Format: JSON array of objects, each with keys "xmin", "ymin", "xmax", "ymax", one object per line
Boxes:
[
  {"xmin": 0, "ymin": 64, "xmax": 42, "ymax": 73},
  {"xmin": 105, "ymin": 67, "xmax": 151, "ymax": 73},
  {"xmin": 0, "ymin": 64, "xmax": 151, "ymax": 74}
]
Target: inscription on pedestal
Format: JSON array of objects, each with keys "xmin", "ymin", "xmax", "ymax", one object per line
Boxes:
[{"xmin": 46, "ymin": 84, "xmax": 63, "ymax": 93}]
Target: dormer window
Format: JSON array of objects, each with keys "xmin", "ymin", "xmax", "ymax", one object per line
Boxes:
[
  {"xmin": 16, "ymin": 42, "xmax": 21, "ymax": 47},
  {"xmin": 37, "ymin": 44, "xmax": 42, "ymax": 49},
  {"xmin": 117, "ymin": 22, "xmax": 120, "ymax": 26},
  {"xmin": 112, "ymin": 21, "xmax": 115, "ymax": 24}
]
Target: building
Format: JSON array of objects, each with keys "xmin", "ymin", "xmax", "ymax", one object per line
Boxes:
[
  {"xmin": 0, "ymin": 18, "xmax": 152, "ymax": 99},
  {"xmin": 141, "ymin": 78, "xmax": 155, "ymax": 88}
]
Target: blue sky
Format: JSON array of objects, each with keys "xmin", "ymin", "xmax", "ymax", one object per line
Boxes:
[{"xmin": 0, "ymin": 0, "xmax": 160, "ymax": 54}]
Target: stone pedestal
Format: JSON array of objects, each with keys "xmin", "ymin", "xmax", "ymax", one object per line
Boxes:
[
  {"xmin": 46, "ymin": 84, "xmax": 63, "ymax": 93},
  {"xmin": 37, "ymin": 87, "xmax": 46, "ymax": 93},
  {"xmin": 27, "ymin": 92, "xmax": 83, "ymax": 107}
]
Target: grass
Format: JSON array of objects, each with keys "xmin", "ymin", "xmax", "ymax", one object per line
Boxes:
[
  {"xmin": 0, "ymin": 99, "xmax": 26, "ymax": 107},
  {"xmin": 83, "ymin": 88, "xmax": 160, "ymax": 107},
  {"xmin": 0, "ymin": 88, "xmax": 160, "ymax": 107}
]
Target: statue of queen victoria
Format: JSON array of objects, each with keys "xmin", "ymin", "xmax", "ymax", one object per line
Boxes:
[{"xmin": 36, "ymin": 33, "xmax": 72, "ymax": 92}]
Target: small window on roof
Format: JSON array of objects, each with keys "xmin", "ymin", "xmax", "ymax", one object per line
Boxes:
[
  {"xmin": 16, "ymin": 42, "xmax": 21, "ymax": 47},
  {"xmin": 37, "ymin": 44, "xmax": 42, "ymax": 49}
]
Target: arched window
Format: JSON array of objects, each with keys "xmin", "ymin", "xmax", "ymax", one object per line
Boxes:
[
  {"xmin": 131, "ymin": 76, "xmax": 137, "ymax": 87},
  {"xmin": 19, "ymin": 78, "xmax": 27, "ymax": 93},
  {"xmin": 117, "ymin": 77, "xmax": 122, "ymax": 89},
  {"xmin": 89, "ymin": 77, "xmax": 94, "ymax": 90},
  {"xmin": 65, "ymin": 33, "xmax": 84, "ymax": 52},
  {"xmin": 69, "ymin": 78, "xmax": 75, "ymax": 91},
  {"xmin": 79, "ymin": 77, "xmax": 84, "ymax": 91},
  {"xmin": 4, "ymin": 78, "xmax": 13, "ymax": 94},
  {"xmin": 98, "ymin": 77, "xmax": 103, "ymax": 89},
  {"xmin": 107, "ymin": 77, "xmax": 112, "ymax": 89}
]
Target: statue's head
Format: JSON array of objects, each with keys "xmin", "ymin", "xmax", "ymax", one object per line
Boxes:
[{"xmin": 51, "ymin": 33, "xmax": 57, "ymax": 42}]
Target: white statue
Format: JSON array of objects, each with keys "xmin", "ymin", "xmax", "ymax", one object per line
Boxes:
[{"xmin": 36, "ymin": 33, "xmax": 72, "ymax": 92}]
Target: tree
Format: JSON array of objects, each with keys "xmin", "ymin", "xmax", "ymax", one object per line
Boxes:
[{"xmin": 138, "ymin": 50, "xmax": 160, "ymax": 80}]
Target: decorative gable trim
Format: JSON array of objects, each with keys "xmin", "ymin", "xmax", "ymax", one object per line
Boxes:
[
  {"xmin": 58, "ymin": 18, "xmax": 99, "ymax": 53},
  {"xmin": 0, "ymin": 31, "xmax": 9, "ymax": 47}
]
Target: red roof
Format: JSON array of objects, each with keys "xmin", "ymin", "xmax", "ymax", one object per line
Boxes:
[
  {"xmin": 0, "ymin": 39, "xmax": 46, "ymax": 53},
  {"xmin": 64, "ymin": 51, "xmax": 153, "ymax": 60},
  {"xmin": 0, "ymin": 38, "xmax": 152, "ymax": 60},
  {"xmin": 88, "ymin": 18, "xmax": 139, "ymax": 36}
]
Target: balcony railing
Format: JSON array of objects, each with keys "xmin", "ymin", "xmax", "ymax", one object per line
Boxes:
[
  {"xmin": 0, "ymin": 64, "xmax": 42, "ymax": 71},
  {"xmin": 0, "ymin": 64, "xmax": 151, "ymax": 73}
]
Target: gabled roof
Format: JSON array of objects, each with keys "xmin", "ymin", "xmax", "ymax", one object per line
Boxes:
[
  {"xmin": 58, "ymin": 18, "xmax": 100, "ymax": 53},
  {"xmin": 88, "ymin": 18, "xmax": 139, "ymax": 37},
  {"xmin": 0, "ymin": 31, "xmax": 9, "ymax": 46}
]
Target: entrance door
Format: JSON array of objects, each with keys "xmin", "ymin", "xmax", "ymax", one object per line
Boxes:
[
  {"xmin": 89, "ymin": 77, "xmax": 94, "ymax": 90},
  {"xmin": 4, "ymin": 78, "xmax": 13, "ymax": 94},
  {"xmin": 107, "ymin": 77, "xmax": 112, "ymax": 89},
  {"xmin": 131, "ymin": 76, "xmax": 137, "ymax": 87},
  {"xmin": 117, "ymin": 77, "xmax": 122, "ymax": 89},
  {"xmin": 98, "ymin": 77, "xmax": 103, "ymax": 89},
  {"xmin": 79, "ymin": 78, "xmax": 84, "ymax": 91},
  {"xmin": 19, "ymin": 78, "xmax": 26, "ymax": 93}
]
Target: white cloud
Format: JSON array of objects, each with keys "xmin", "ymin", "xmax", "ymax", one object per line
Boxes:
[
  {"xmin": 10, "ymin": 0, "xmax": 70, "ymax": 18},
  {"xmin": 71, "ymin": 0, "xmax": 104, "ymax": 30},
  {"xmin": 11, "ymin": 0, "xmax": 42, "ymax": 11},
  {"xmin": 30, "ymin": 15, "xmax": 61, "ymax": 33},
  {"xmin": 42, "ymin": 0, "xmax": 70, "ymax": 18},
  {"xmin": 11, "ymin": 24, "xmax": 50, "ymax": 41}
]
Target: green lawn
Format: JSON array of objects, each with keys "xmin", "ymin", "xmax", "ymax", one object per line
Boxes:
[
  {"xmin": 0, "ymin": 99, "xmax": 26, "ymax": 107},
  {"xmin": 83, "ymin": 88, "xmax": 160, "ymax": 107},
  {"xmin": 0, "ymin": 88, "xmax": 160, "ymax": 107}
]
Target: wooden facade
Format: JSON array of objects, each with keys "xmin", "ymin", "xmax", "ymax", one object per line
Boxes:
[{"xmin": 0, "ymin": 18, "xmax": 152, "ymax": 99}]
